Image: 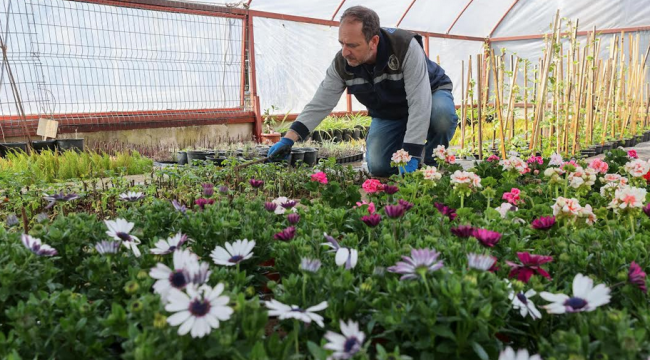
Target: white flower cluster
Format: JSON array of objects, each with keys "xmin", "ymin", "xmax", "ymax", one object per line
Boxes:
[
  {"xmin": 420, "ymin": 165, "xmax": 442, "ymax": 181},
  {"xmin": 391, "ymin": 149, "xmax": 412, "ymax": 165},
  {"xmin": 432, "ymin": 145, "xmax": 456, "ymax": 164},
  {"xmin": 551, "ymin": 197, "xmax": 596, "ymax": 225},
  {"xmin": 499, "ymin": 156, "xmax": 529, "ymax": 175},
  {"xmin": 567, "ymin": 166, "xmax": 598, "ymax": 189},
  {"xmin": 450, "ymin": 170, "xmax": 482, "ymax": 190}
]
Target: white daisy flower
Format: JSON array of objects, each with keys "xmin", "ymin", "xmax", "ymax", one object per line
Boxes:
[
  {"xmin": 324, "ymin": 319, "xmax": 366, "ymax": 360},
  {"xmin": 95, "ymin": 240, "xmax": 121, "ymax": 255},
  {"xmin": 150, "ymin": 249, "xmax": 210, "ymax": 302},
  {"xmin": 322, "ymin": 233, "xmax": 358, "ymax": 270},
  {"xmin": 21, "ymin": 234, "xmax": 58, "ymax": 256},
  {"xmin": 165, "ymin": 283, "xmax": 233, "ymax": 338},
  {"xmin": 119, "ymin": 191, "xmax": 144, "ymax": 202},
  {"xmin": 499, "ymin": 346, "xmax": 541, "ymax": 360},
  {"xmin": 495, "ymin": 202, "xmax": 517, "ymax": 219},
  {"xmin": 509, "ymin": 289, "xmax": 542, "ymax": 320},
  {"xmin": 105, "ymin": 218, "xmax": 141, "ymax": 257},
  {"xmin": 150, "ymin": 232, "xmax": 188, "ymax": 255},
  {"xmin": 211, "ymin": 239, "xmax": 255, "ymax": 266},
  {"xmin": 540, "ymin": 273, "xmax": 611, "ymax": 314},
  {"xmin": 265, "ymin": 299, "xmax": 328, "ymax": 327},
  {"xmin": 467, "ymin": 253, "xmax": 496, "ymax": 271}
]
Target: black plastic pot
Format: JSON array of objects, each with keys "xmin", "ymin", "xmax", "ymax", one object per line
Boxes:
[
  {"xmin": 177, "ymin": 151, "xmax": 188, "ymax": 165},
  {"xmin": 301, "ymin": 147, "xmax": 318, "ymax": 166},
  {"xmin": 333, "ymin": 129, "xmax": 343, "ymax": 143},
  {"xmin": 635, "ymin": 135, "xmax": 643, "ymax": 144},
  {"xmin": 342, "ymin": 129, "xmax": 354, "ymax": 142},
  {"xmin": 56, "ymin": 138, "xmax": 84, "ymax": 152},
  {"xmin": 352, "ymin": 127, "xmax": 361, "ymax": 140},
  {"xmin": 289, "ymin": 149, "xmax": 305, "ymax": 167},
  {"xmin": 187, "ymin": 150, "xmax": 209, "ymax": 165},
  {"xmin": 32, "ymin": 139, "xmax": 57, "ymax": 153},
  {"xmin": 0, "ymin": 142, "xmax": 27, "ymax": 157},
  {"xmin": 624, "ymin": 138, "xmax": 634, "ymax": 147},
  {"xmin": 311, "ymin": 131, "xmax": 322, "ymax": 142}
]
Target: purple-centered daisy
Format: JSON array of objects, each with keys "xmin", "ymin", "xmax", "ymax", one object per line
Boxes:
[
  {"xmin": 300, "ymin": 258, "xmax": 322, "ymax": 273},
  {"xmin": 43, "ymin": 191, "xmax": 79, "ymax": 209},
  {"xmin": 383, "ymin": 185, "xmax": 399, "ymax": 195},
  {"xmin": 171, "ymin": 200, "xmax": 187, "ymax": 214},
  {"xmin": 21, "ymin": 234, "xmax": 58, "ymax": 256},
  {"xmin": 249, "ymin": 179, "xmax": 264, "ymax": 188},
  {"xmin": 287, "ymin": 213, "xmax": 300, "ymax": 225},
  {"xmin": 434, "ymin": 202, "xmax": 457, "ymax": 221},
  {"xmin": 506, "ymin": 252, "xmax": 553, "ymax": 283},
  {"xmin": 629, "ymin": 261, "xmax": 647, "ymax": 293},
  {"xmin": 264, "ymin": 202, "xmax": 278, "ymax": 212},
  {"xmin": 95, "ymin": 240, "xmax": 121, "ymax": 255},
  {"xmin": 398, "ymin": 199, "xmax": 414, "ymax": 211},
  {"xmin": 387, "ymin": 248, "xmax": 443, "ymax": 280},
  {"xmin": 119, "ymin": 191, "xmax": 145, "ymax": 202}
]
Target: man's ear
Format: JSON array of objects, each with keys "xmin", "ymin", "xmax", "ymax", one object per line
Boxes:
[{"xmin": 369, "ymin": 34, "xmax": 379, "ymax": 50}]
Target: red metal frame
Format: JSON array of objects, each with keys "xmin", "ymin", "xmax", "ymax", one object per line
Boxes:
[
  {"xmin": 423, "ymin": 35, "xmax": 429, "ymax": 56},
  {"xmin": 240, "ymin": 19, "xmax": 247, "ymax": 109},
  {"xmin": 75, "ymin": 0, "xmax": 246, "ymax": 19},
  {"xmin": 446, "ymin": 0, "xmax": 474, "ymax": 34},
  {"xmin": 331, "ymin": 0, "xmax": 347, "ymax": 21},
  {"xmin": 248, "ymin": 10, "xmax": 339, "ymax": 27},
  {"xmin": 491, "ymin": 25, "xmax": 650, "ymax": 42},
  {"xmin": 396, "ymin": 0, "xmax": 418, "ymax": 28},
  {"xmin": 488, "ymin": 0, "xmax": 521, "ymax": 38}
]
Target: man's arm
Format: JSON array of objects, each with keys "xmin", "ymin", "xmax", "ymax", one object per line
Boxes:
[
  {"xmin": 401, "ymin": 38, "xmax": 433, "ymax": 158},
  {"xmin": 286, "ymin": 60, "xmax": 346, "ymax": 141}
]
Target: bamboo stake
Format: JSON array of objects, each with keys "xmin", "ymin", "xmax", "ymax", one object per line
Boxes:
[
  {"xmin": 477, "ymin": 53, "xmax": 484, "ymax": 160},
  {"xmin": 523, "ymin": 62, "xmax": 528, "ymax": 141},
  {"xmin": 461, "ymin": 60, "xmax": 466, "ymax": 149},
  {"xmin": 505, "ymin": 56, "xmax": 519, "ymax": 141},
  {"xmin": 571, "ymin": 47, "xmax": 588, "ymax": 155},
  {"xmin": 490, "ymin": 50, "xmax": 508, "ymax": 159},
  {"xmin": 468, "ymin": 56, "xmax": 475, "ymax": 154}
]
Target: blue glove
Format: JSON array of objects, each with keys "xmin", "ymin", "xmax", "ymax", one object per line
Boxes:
[
  {"xmin": 401, "ymin": 157, "xmax": 420, "ymax": 174},
  {"xmin": 267, "ymin": 138, "xmax": 294, "ymax": 161}
]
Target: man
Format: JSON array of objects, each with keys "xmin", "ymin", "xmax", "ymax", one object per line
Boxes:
[{"xmin": 267, "ymin": 6, "xmax": 458, "ymax": 177}]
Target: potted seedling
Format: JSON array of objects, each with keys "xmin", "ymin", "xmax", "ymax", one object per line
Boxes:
[{"xmin": 260, "ymin": 105, "xmax": 291, "ymax": 145}]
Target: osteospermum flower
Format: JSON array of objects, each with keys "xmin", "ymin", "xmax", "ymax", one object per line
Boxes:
[
  {"xmin": 264, "ymin": 202, "xmax": 277, "ymax": 212},
  {"xmin": 151, "ymin": 232, "xmax": 188, "ymax": 255},
  {"xmin": 249, "ymin": 179, "xmax": 264, "ymax": 188},
  {"xmin": 5, "ymin": 214, "xmax": 19, "ymax": 227},
  {"xmin": 211, "ymin": 239, "xmax": 255, "ymax": 266},
  {"xmin": 201, "ymin": 183, "xmax": 214, "ymax": 197},
  {"xmin": 300, "ymin": 258, "xmax": 322, "ymax": 273},
  {"xmin": 384, "ymin": 204, "xmax": 405, "ymax": 218},
  {"xmin": 509, "ymin": 289, "xmax": 542, "ymax": 320},
  {"xmin": 434, "ymin": 202, "xmax": 457, "ymax": 221},
  {"xmin": 95, "ymin": 240, "xmax": 121, "ymax": 255},
  {"xmin": 287, "ymin": 213, "xmax": 300, "ymax": 225},
  {"xmin": 43, "ymin": 191, "xmax": 79, "ymax": 209},
  {"xmin": 451, "ymin": 225, "xmax": 474, "ymax": 238},
  {"xmin": 322, "ymin": 233, "xmax": 358, "ymax": 269},
  {"xmin": 150, "ymin": 249, "xmax": 209, "ymax": 302},
  {"xmin": 531, "ymin": 216, "xmax": 556, "ymax": 231},
  {"xmin": 265, "ymin": 299, "xmax": 328, "ymax": 327},
  {"xmin": 165, "ymin": 283, "xmax": 233, "ymax": 338},
  {"xmin": 383, "ymin": 185, "xmax": 399, "ymax": 195},
  {"xmin": 105, "ymin": 218, "xmax": 141, "ymax": 257},
  {"xmin": 499, "ymin": 347, "xmax": 541, "ymax": 360},
  {"xmin": 387, "ymin": 248, "xmax": 443, "ymax": 280},
  {"xmin": 540, "ymin": 273, "xmax": 611, "ymax": 314},
  {"xmin": 324, "ymin": 319, "xmax": 366, "ymax": 360},
  {"xmin": 629, "ymin": 261, "xmax": 647, "ymax": 293},
  {"xmin": 274, "ymin": 226, "xmax": 296, "ymax": 241},
  {"xmin": 472, "ymin": 228, "xmax": 502, "ymax": 247},
  {"xmin": 398, "ymin": 199, "xmax": 414, "ymax": 211},
  {"xmin": 119, "ymin": 191, "xmax": 144, "ymax": 202},
  {"xmin": 467, "ymin": 253, "xmax": 497, "ymax": 271},
  {"xmin": 495, "ymin": 203, "xmax": 517, "ymax": 219},
  {"xmin": 195, "ymin": 198, "xmax": 214, "ymax": 210},
  {"xmin": 361, "ymin": 213, "xmax": 382, "ymax": 227},
  {"xmin": 172, "ymin": 200, "xmax": 187, "ymax": 214},
  {"xmin": 271, "ymin": 196, "xmax": 297, "ymax": 214},
  {"xmin": 21, "ymin": 234, "xmax": 57, "ymax": 256},
  {"xmin": 506, "ymin": 252, "xmax": 553, "ymax": 283}
]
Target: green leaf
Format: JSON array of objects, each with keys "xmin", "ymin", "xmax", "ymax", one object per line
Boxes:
[
  {"xmin": 470, "ymin": 341, "xmax": 489, "ymax": 360},
  {"xmin": 307, "ymin": 341, "xmax": 327, "ymax": 360},
  {"xmin": 431, "ymin": 325, "xmax": 456, "ymax": 340}
]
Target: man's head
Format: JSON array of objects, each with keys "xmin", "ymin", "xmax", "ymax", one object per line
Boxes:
[{"xmin": 339, "ymin": 6, "xmax": 380, "ymax": 67}]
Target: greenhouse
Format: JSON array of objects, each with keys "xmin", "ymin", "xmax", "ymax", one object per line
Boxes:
[{"xmin": 1, "ymin": 0, "xmax": 650, "ymax": 359}]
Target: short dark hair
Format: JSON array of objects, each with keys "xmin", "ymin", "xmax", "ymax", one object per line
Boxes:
[{"xmin": 340, "ymin": 6, "xmax": 380, "ymax": 43}]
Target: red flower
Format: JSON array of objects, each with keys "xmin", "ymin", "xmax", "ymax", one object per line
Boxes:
[
  {"xmin": 506, "ymin": 252, "xmax": 553, "ymax": 283},
  {"xmin": 361, "ymin": 213, "xmax": 382, "ymax": 227},
  {"xmin": 310, "ymin": 172, "xmax": 328, "ymax": 184},
  {"xmin": 362, "ymin": 179, "xmax": 384, "ymax": 193},
  {"xmin": 629, "ymin": 261, "xmax": 647, "ymax": 293},
  {"xmin": 644, "ymin": 170, "xmax": 650, "ymax": 184},
  {"xmin": 472, "ymin": 228, "xmax": 502, "ymax": 247}
]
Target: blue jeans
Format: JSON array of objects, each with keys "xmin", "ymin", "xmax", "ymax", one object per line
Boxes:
[{"xmin": 366, "ymin": 89, "xmax": 458, "ymax": 177}]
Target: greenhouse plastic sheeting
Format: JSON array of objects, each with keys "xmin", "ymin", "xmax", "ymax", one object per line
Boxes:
[
  {"xmin": 493, "ymin": 0, "xmax": 650, "ymax": 38},
  {"xmin": 253, "ymin": 17, "xmax": 347, "ymax": 115},
  {"xmin": 428, "ymin": 38, "xmax": 484, "ymax": 104}
]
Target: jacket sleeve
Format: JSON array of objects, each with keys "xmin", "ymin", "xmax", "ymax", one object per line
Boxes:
[
  {"xmin": 289, "ymin": 60, "xmax": 346, "ymax": 140},
  {"xmin": 400, "ymin": 38, "xmax": 433, "ymax": 159}
]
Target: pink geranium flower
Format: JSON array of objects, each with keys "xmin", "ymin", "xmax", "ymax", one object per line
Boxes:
[
  {"xmin": 588, "ymin": 158, "xmax": 609, "ymax": 174},
  {"xmin": 507, "ymin": 252, "xmax": 553, "ymax": 283},
  {"xmin": 628, "ymin": 150, "xmax": 638, "ymax": 159},
  {"xmin": 362, "ymin": 179, "xmax": 384, "ymax": 193},
  {"xmin": 310, "ymin": 171, "xmax": 328, "ymax": 184},
  {"xmin": 502, "ymin": 188, "xmax": 522, "ymax": 206},
  {"xmin": 355, "ymin": 201, "xmax": 376, "ymax": 214}
]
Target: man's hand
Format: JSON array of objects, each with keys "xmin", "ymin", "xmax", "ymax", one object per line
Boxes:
[
  {"xmin": 267, "ymin": 138, "xmax": 294, "ymax": 161},
  {"xmin": 401, "ymin": 157, "xmax": 420, "ymax": 174}
]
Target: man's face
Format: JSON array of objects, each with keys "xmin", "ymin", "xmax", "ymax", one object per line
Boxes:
[{"xmin": 338, "ymin": 20, "xmax": 378, "ymax": 67}]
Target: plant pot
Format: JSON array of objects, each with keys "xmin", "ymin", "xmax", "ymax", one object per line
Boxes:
[
  {"xmin": 579, "ymin": 149, "xmax": 596, "ymax": 158},
  {"xmin": 289, "ymin": 149, "xmax": 305, "ymax": 167},
  {"xmin": 635, "ymin": 135, "xmax": 643, "ymax": 144},
  {"xmin": 353, "ymin": 128, "xmax": 361, "ymax": 140},
  {"xmin": 32, "ymin": 139, "xmax": 57, "ymax": 153},
  {"xmin": 624, "ymin": 138, "xmax": 634, "ymax": 147},
  {"xmin": 186, "ymin": 150, "xmax": 208, "ymax": 165},
  {"xmin": 56, "ymin": 138, "xmax": 84, "ymax": 152},
  {"xmin": 333, "ymin": 129, "xmax": 343, "ymax": 143},
  {"xmin": 260, "ymin": 132, "xmax": 281, "ymax": 145},
  {"xmin": 311, "ymin": 131, "xmax": 322, "ymax": 142},
  {"xmin": 342, "ymin": 129, "xmax": 354, "ymax": 142},
  {"xmin": 301, "ymin": 147, "xmax": 318, "ymax": 166},
  {"xmin": 0, "ymin": 142, "xmax": 27, "ymax": 157},
  {"xmin": 644, "ymin": 131, "xmax": 650, "ymax": 142},
  {"xmin": 176, "ymin": 151, "xmax": 188, "ymax": 165}
]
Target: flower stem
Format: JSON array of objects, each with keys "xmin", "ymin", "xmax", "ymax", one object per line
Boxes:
[
  {"xmin": 302, "ymin": 275, "xmax": 307, "ymax": 305},
  {"xmin": 294, "ymin": 319, "xmax": 300, "ymax": 354},
  {"xmin": 629, "ymin": 213, "xmax": 636, "ymax": 237},
  {"xmin": 420, "ymin": 271, "xmax": 432, "ymax": 297},
  {"xmin": 460, "ymin": 193, "xmax": 465, "ymax": 209}
]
